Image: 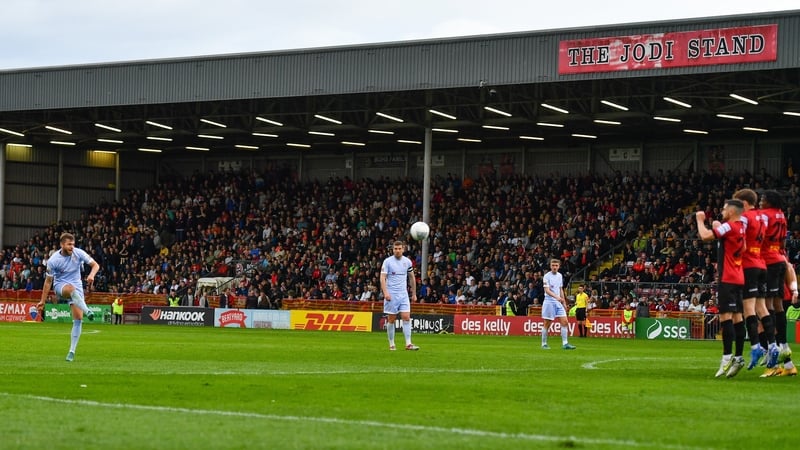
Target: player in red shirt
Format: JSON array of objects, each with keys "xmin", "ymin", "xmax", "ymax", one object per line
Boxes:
[
  {"xmin": 764, "ymin": 261, "xmax": 799, "ymax": 376},
  {"xmin": 696, "ymin": 199, "xmax": 746, "ymax": 378},
  {"xmin": 759, "ymin": 190, "xmax": 788, "ymax": 369},
  {"xmin": 733, "ymin": 188, "xmax": 776, "ymax": 370}
]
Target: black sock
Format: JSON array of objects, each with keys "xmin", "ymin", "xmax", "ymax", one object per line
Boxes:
[
  {"xmin": 722, "ymin": 319, "xmax": 734, "ymax": 355},
  {"xmin": 745, "ymin": 315, "xmax": 760, "ymax": 346},
  {"xmin": 734, "ymin": 321, "xmax": 746, "ymax": 357},
  {"xmin": 761, "ymin": 313, "xmax": 776, "ymax": 345},
  {"xmin": 775, "ymin": 311, "xmax": 787, "ymax": 345}
]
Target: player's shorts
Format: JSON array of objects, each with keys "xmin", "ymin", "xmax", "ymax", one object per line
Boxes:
[
  {"xmin": 742, "ymin": 267, "xmax": 766, "ymax": 299},
  {"xmin": 575, "ymin": 307, "xmax": 587, "ymax": 321},
  {"xmin": 541, "ymin": 299, "xmax": 567, "ymax": 320},
  {"xmin": 383, "ymin": 292, "xmax": 411, "ymax": 315},
  {"xmin": 717, "ymin": 283, "xmax": 743, "ymax": 314},
  {"xmin": 765, "ymin": 262, "xmax": 786, "ymax": 297}
]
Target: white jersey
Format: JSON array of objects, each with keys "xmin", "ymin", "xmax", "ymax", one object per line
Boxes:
[
  {"xmin": 46, "ymin": 248, "xmax": 94, "ymax": 297},
  {"xmin": 381, "ymin": 255, "xmax": 413, "ymax": 298},
  {"xmin": 543, "ymin": 270, "xmax": 563, "ymax": 303}
]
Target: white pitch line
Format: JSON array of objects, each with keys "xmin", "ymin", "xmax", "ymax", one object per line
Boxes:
[
  {"xmin": 582, "ymin": 356, "xmax": 705, "ymax": 370},
  {"xmin": 0, "ymin": 367, "xmax": 543, "ymax": 377},
  {"xmin": 0, "ymin": 392, "xmax": 708, "ymax": 449}
]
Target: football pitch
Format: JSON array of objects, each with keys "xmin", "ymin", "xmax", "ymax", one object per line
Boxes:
[{"xmin": 1, "ymin": 322, "xmax": 797, "ymax": 449}]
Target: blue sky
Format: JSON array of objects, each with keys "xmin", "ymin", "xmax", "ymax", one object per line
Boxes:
[{"xmin": 1, "ymin": 0, "xmax": 797, "ymax": 70}]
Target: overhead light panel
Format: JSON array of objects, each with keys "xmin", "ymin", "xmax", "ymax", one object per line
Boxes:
[
  {"xmin": 397, "ymin": 139, "xmax": 422, "ymax": 144},
  {"xmin": 683, "ymin": 129, "xmax": 708, "ymax": 135},
  {"xmin": 147, "ymin": 136, "xmax": 173, "ymax": 141},
  {"xmin": 783, "ymin": 111, "xmax": 800, "ymax": 117},
  {"xmin": 429, "ymin": 109, "xmax": 457, "ymax": 120},
  {"xmin": 593, "ymin": 119, "xmax": 621, "ymax": 125},
  {"xmin": 146, "ymin": 120, "xmax": 172, "ymax": 130},
  {"xmin": 0, "ymin": 127, "xmax": 25, "ymax": 137},
  {"xmin": 457, "ymin": 138, "xmax": 482, "ymax": 143},
  {"xmin": 45, "ymin": 125, "xmax": 72, "ymax": 135},
  {"xmin": 654, "ymin": 116, "xmax": 681, "ymax": 123},
  {"xmin": 341, "ymin": 141, "xmax": 366, "ymax": 147},
  {"xmin": 186, "ymin": 146, "xmax": 210, "ymax": 151},
  {"xmin": 729, "ymin": 93, "xmax": 758, "ymax": 105},
  {"xmin": 432, "ymin": 128, "xmax": 458, "ymax": 133},
  {"xmin": 716, "ymin": 113, "xmax": 744, "ymax": 120},
  {"xmin": 482, "ymin": 125, "xmax": 509, "ymax": 131},
  {"xmin": 572, "ymin": 133, "xmax": 597, "ymax": 139},
  {"xmin": 93, "ymin": 150, "xmax": 116, "ymax": 154},
  {"xmin": 235, "ymin": 144, "xmax": 259, "ymax": 150},
  {"xmin": 95, "ymin": 123, "xmax": 122, "ymax": 132},
  {"xmin": 200, "ymin": 118, "xmax": 227, "ymax": 128},
  {"xmin": 9, "ymin": 143, "xmax": 32, "ymax": 148},
  {"xmin": 601, "ymin": 100, "xmax": 629, "ymax": 111},
  {"xmin": 138, "ymin": 147, "xmax": 163, "ymax": 153},
  {"xmin": 253, "ymin": 132, "xmax": 278, "ymax": 138},
  {"xmin": 98, "ymin": 138, "xmax": 124, "ymax": 144},
  {"xmin": 484, "ymin": 106, "xmax": 512, "ymax": 117},
  {"xmin": 520, "ymin": 135, "xmax": 544, "ymax": 141},
  {"xmin": 743, "ymin": 126, "xmax": 768, "ymax": 132},
  {"xmin": 536, "ymin": 122, "xmax": 564, "ymax": 128},
  {"xmin": 541, "ymin": 103, "xmax": 569, "ymax": 114},
  {"xmin": 376, "ymin": 112, "xmax": 404, "ymax": 123},
  {"xmin": 663, "ymin": 97, "xmax": 692, "ymax": 108},
  {"xmin": 50, "ymin": 140, "xmax": 75, "ymax": 146},
  {"xmin": 287, "ymin": 142, "xmax": 311, "ymax": 148},
  {"xmin": 368, "ymin": 129, "xmax": 394, "ymax": 135},
  {"xmin": 255, "ymin": 117, "xmax": 284, "ymax": 126},
  {"xmin": 309, "ymin": 131, "xmax": 335, "ymax": 136},
  {"xmin": 198, "ymin": 134, "xmax": 224, "ymax": 140},
  {"xmin": 314, "ymin": 114, "xmax": 342, "ymax": 125}
]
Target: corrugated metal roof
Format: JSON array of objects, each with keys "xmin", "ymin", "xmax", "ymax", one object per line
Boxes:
[{"xmin": 1, "ymin": 10, "xmax": 799, "ymax": 112}]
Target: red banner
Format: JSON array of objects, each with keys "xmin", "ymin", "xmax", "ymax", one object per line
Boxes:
[
  {"xmin": 453, "ymin": 315, "xmax": 629, "ymax": 338},
  {"xmin": 559, "ymin": 24, "xmax": 777, "ymax": 74},
  {"xmin": 0, "ymin": 301, "xmax": 40, "ymax": 322}
]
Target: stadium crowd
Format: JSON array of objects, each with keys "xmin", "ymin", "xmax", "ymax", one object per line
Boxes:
[{"xmin": 1, "ymin": 164, "xmax": 797, "ymax": 312}]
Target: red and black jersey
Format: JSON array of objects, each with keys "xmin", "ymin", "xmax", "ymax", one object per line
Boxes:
[
  {"xmin": 713, "ymin": 219, "xmax": 745, "ymax": 285},
  {"xmin": 761, "ymin": 207, "xmax": 787, "ymax": 265},
  {"xmin": 740, "ymin": 209, "xmax": 766, "ymax": 269}
]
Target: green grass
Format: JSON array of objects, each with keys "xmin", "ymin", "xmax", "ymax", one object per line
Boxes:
[{"xmin": 1, "ymin": 322, "xmax": 797, "ymax": 449}]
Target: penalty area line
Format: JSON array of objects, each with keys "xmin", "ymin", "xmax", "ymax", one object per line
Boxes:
[{"xmin": 0, "ymin": 392, "xmax": 705, "ymax": 449}]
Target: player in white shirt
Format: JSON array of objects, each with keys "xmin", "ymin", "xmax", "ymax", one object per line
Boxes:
[
  {"xmin": 380, "ymin": 241, "xmax": 419, "ymax": 351},
  {"xmin": 541, "ymin": 259, "xmax": 576, "ymax": 350},
  {"xmin": 37, "ymin": 233, "xmax": 100, "ymax": 362}
]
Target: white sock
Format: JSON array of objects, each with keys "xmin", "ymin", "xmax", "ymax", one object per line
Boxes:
[
  {"xmin": 70, "ymin": 290, "xmax": 90, "ymax": 314},
  {"xmin": 70, "ymin": 319, "xmax": 82, "ymax": 353},
  {"xmin": 542, "ymin": 326, "xmax": 548, "ymax": 345},
  {"xmin": 402, "ymin": 320, "xmax": 412, "ymax": 345},
  {"xmin": 386, "ymin": 322, "xmax": 395, "ymax": 346},
  {"xmin": 561, "ymin": 326, "xmax": 569, "ymax": 345}
]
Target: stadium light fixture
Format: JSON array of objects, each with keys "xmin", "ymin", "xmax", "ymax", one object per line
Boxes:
[
  {"xmin": 376, "ymin": 112, "xmax": 404, "ymax": 123},
  {"xmin": 200, "ymin": 118, "xmax": 227, "ymax": 128},
  {"xmin": 663, "ymin": 97, "xmax": 692, "ymax": 108},
  {"xmin": 600, "ymin": 100, "xmax": 629, "ymax": 111},
  {"xmin": 45, "ymin": 125, "xmax": 72, "ymax": 135},
  {"xmin": 186, "ymin": 146, "xmax": 210, "ymax": 151},
  {"xmin": 146, "ymin": 120, "xmax": 172, "ymax": 130},
  {"xmin": 137, "ymin": 147, "xmax": 163, "ymax": 153},
  {"xmin": 314, "ymin": 114, "xmax": 342, "ymax": 125},
  {"xmin": 593, "ymin": 119, "xmax": 621, "ymax": 125},
  {"xmin": 147, "ymin": 136, "xmax": 173, "ymax": 141},
  {"xmin": 287, "ymin": 142, "xmax": 311, "ymax": 148},
  {"xmin": 482, "ymin": 125, "xmax": 510, "ymax": 130},
  {"xmin": 341, "ymin": 141, "xmax": 366, "ymax": 147},
  {"xmin": 253, "ymin": 132, "xmax": 278, "ymax": 138},
  {"xmin": 653, "ymin": 116, "xmax": 681, "ymax": 122},
  {"xmin": 432, "ymin": 128, "xmax": 458, "ymax": 133},
  {"xmin": 309, "ymin": 131, "xmax": 335, "ymax": 136},
  {"xmin": 95, "ymin": 123, "xmax": 122, "ymax": 132},
  {"xmin": 716, "ymin": 114, "xmax": 744, "ymax": 120},
  {"xmin": 92, "ymin": 150, "xmax": 117, "ymax": 154},
  {"xmin": 368, "ymin": 129, "xmax": 394, "ymax": 135},
  {"xmin": 98, "ymin": 138, "xmax": 124, "ymax": 144},
  {"xmin": 9, "ymin": 143, "xmax": 32, "ymax": 147},
  {"xmin": 235, "ymin": 144, "xmax": 259, "ymax": 150},
  {"xmin": 0, "ymin": 127, "xmax": 25, "ymax": 137},
  {"xmin": 541, "ymin": 103, "xmax": 569, "ymax": 114},
  {"xmin": 519, "ymin": 135, "xmax": 544, "ymax": 141},
  {"xmin": 198, "ymin": 134, "xmax": 224, "ymax": 140},
  {"xmin": 50, "ymin": 140, "xmax": 75, "ymax": 146},
  {"xmin": 572, "ymin": 133, "xmax": 597, "ymax": 139},
  {"xmin": 483, "ymin": 106, "xmax": 512, "ymax": 117},
  {"xmin": 255, "ymin": 117, "xmax": 284, "ymax": 126},
  {"xmin": 784, "ymin": 111, "xmax": 800, "ymax": 117},
  {"xmin": 683, "ymin": 129, "xmax": 708, "ymax": 135},
  {"xmin": 457, "ymin": 138, "xmax": 482, "ymax": 143},
  {"xmin": 536, "ymin": 122, "xmax": 564, "ymax": 128},
  {"xmin": 743, "ymin": 127, "xmax": 768, "ymax": 132},
  {"xmin": 429, "ymin": 109, "xmax": 457, "ymax": 120},
  {"xmin": 397, "ymin": 139, "xmax": 422, "ymax": 144},
  {"xmin": 729, "ymin": 93, "xmax": 758, "ymax": 105}
]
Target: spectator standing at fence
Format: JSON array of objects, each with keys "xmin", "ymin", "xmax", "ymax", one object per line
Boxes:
[
  {"xmin": 36, "ymin": 233, "xmax": 99, "ymax": 362},
  {"xmin": 380, "ymin": 240, "xmax": 419, "ymax": 351},
  {"xmin": 621, "ymin": 302, "xmax": 635, "ymax": 336},
  {"xmin": 732, "ymin": 188, "xmax": 777, "ymax": 370},
  {"xmin": 759, "ymin": 190, "xmax": 790, "ymax": 369},
  {"xmin": 696, "ymin": 200, "xmax": 746, "ymax": 378},
  {"xmin": 540, "ymin": 259, "xmax": 576, "ymax": 350}
]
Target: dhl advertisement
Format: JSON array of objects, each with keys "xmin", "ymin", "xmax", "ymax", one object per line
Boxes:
[{"xmin": 290, "ymin": 310, "xmax": 372, "ymax": 332}]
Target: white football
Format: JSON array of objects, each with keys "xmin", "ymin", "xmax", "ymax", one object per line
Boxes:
[{"xmin": 409, "ymin": 221, "xmax": 430, "ymax": 241}]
